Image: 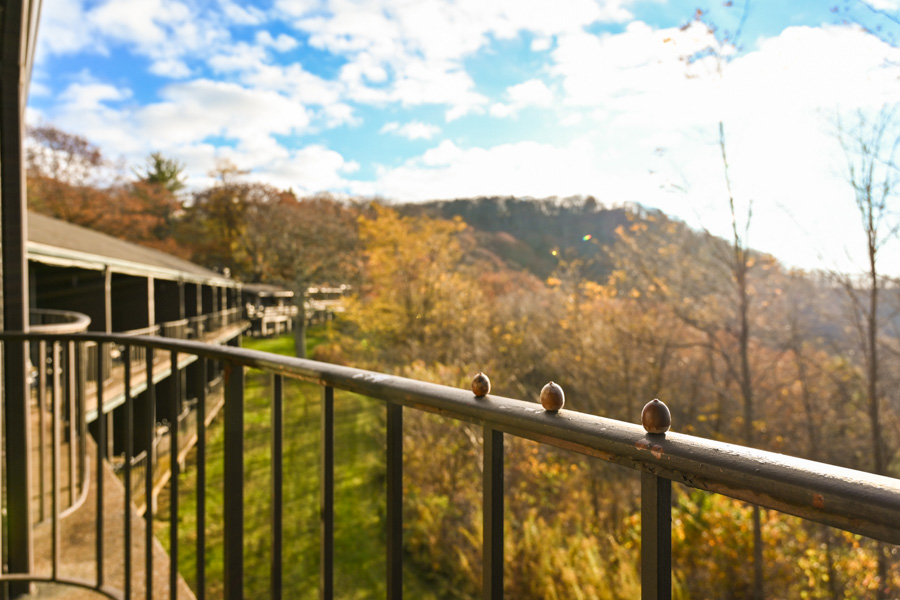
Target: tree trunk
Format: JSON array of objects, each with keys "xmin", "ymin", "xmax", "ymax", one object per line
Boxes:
[{"xmin": 293, "ymin": 286, "xmax": 307, "ymax": 359}]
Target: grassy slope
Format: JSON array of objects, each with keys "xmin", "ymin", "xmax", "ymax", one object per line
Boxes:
[{"xmin": 155, "ymin": 332, "xmax": 440, "ymax": 599}]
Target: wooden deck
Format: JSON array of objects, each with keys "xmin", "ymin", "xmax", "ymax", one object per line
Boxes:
[{"xmin": 84, "ymin": 322, "xmax": 246, "ymax": 421}]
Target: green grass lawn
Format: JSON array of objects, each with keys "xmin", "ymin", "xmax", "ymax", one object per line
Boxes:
[{"xmin": 155, "ymin": 331, "xmax": 441, "ymax": 599}]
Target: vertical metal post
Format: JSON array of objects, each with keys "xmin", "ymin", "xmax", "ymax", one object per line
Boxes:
[
  {"xmin": 38, "ymin": 340, "xmax": 46, "ymax": 521},
  {"xmin": 641, "ymin": 472, "xmax": 672, "ymax": 600},
  {"xmin": 320, "ymin": 385, "xmax": 334, "ymax": 600},
  {"xmin": 223, "ymin": 360, "xmax": 244, "ymax": 600},
  {"xmin": 0, "ymin": 0, "xmax": 33, "ymax": 590},
  {"xmin": 169, "ymin": 350, "xmax": 179, "ymax": 600},
  {"xmin": 482, "ymin": 424, "xmax": 504, "ymax": 600},
  {"xmin": 386, "ymin": 402, "xmax": 403, "ymax": 600},
  {"xmin": 124, "ymin": 348, "xmax": 133, "ymax": 600},
  {"xmin": 51, "ymin": 342, "xmax": 61, "ymax": 578},
  {"xmin": 271, "ymin": 375, "xmax": 284, "ymax": 600},
  {"xmin": 145, "ymin": 347, "xmax": 155, "ymax": 600},
  {"xmin": 77, "ymin": 342, "xmax": 87, "ymax": 499},
  {"xmin": 196, "ymin": 358, "xmax": 207, "ymax": 600},
  {"xmin": 96, "ymin": 343, "xmax": 106, "ymax": 589},
  {"xmin": 67, "ymin": 341, "xmax": 77, "ymax": 506}
]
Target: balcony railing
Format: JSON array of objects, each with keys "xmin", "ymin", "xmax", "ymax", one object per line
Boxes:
[
  {"xmin": 1, "ymin": 331, "xmax": 899, "ymax": 600},
  {"xmin": 29, "ymin": 308, "xmax": 92, "ymax": 334}
]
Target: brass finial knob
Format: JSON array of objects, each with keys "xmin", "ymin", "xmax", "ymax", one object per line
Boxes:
[
  {"xmin": 641, "ymin": 399, "xmax": 671, "ymax": 434},
  {"xmin": 472, "ymin": 372, "xmax": 491, "ymax": 397},
  {"xmin": 540, "ymin": 381, "xmax": 565, "ymax": 412}
]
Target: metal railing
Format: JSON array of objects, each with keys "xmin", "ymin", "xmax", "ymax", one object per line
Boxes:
[
  {"xmin": 125, "ymin": 405, "xmax": 195, "ymax": 514},
  {"xmin": 1, "ymin": 331, "xmax": 899, "ymax": 600},
  {"xmin": 187, "ymin": 314, "xmax": 208, "ymax": 340},
  {"xmin": 160, "ymin": 318, "xmax": 190, "ymax": 340},
  {"xmin": 30, "ymin": 308, "xmax": 92, "ymax": 334},
  {"xmin": 29, "ymin": 337, "xmax": 91, "ymax": 524},
  {"xmin": 120, "ymin": 325, "xmax": 161, "ymax": 367}
]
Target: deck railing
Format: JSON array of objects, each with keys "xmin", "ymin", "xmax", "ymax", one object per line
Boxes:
[
  {"xmin": 1, "ymin": 332, "xmax": 899, "ymax": 600},
  {"xmin": 159, "ymin": 318, "xmax": 190, "ymax": 340}
]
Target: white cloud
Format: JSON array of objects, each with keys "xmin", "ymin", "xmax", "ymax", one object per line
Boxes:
[
  {"xmin": 253, "ymin": 144, "xmax": 358, "ymax": 193},
  {"xmin": 552, "ymin": 20, "xmax": 718, "ymax": 123},
  {"xmin": 380, "ymin": 121, "xmax": 441, "ymax": 140},
  {"xmin": 208, "ymin": 43, "xmax": 269, "ymax": 73},
  {"xmin": 509, "ymin": 79, "xmax": 553, "ymax": 105},
  {"xmin": 36, "ymin": 0, "xmax": 93, "ymax": 57},
  {"xmin": 47, "ymin": 78, "xmax": 312, "ymax": 162},
  {"xmin": 279, "ymin": 0, "xmax": 639, "ymax": 117},
  {"xmin": 490, "ymin": 78, "xmax": 554, "ymax": 118},
  {"xmin": 868, "ymin": 0, "xmax": 900, "ymax": 9},
  {"xmin": 219, "ymin": 0, "xmax": 266, "ymax": 25},
  {"xmin": 88, "ymin": 0, "xmax": 180, "ymax": 47},
  {"xmin": 138, "ymin": 79, "xmax": 311, "ymax": 146},
  {"xmin": 38, "ymin": 0, "xmax": 233, "ymax": 81},
  {"xmin": 353, "ymin": 138, "xmax": 641, "ymax": 201},
  {"xmin": 256, "ymin": 31, "xmax": 300, "ymax": 52},
  {"xmin": 149, "ymin": 58, "xmax": 192, "ymax": 79},
  {"xmin": 531, "ymin": 37, "xmax": 552, "ymax": 52},
  {"xmin": 58, "ymin": 82, "xmax": 131, "ymax": 110}
]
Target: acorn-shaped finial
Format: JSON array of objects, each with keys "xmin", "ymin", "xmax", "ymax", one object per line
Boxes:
[
  {"xmin": 472, "ymin": 372, "xmax": 491, "ymax": 397},
  {"xmin": 641, "ymin": 399, "xmax": 671, "ymax": 434},
  {"xmin": 540, "ymin": 381, "xmax": 565, "ymax": 412}
]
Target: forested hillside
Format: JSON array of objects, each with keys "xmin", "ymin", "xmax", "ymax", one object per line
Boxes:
[{"xmin": 397, "ymin": 196, "xmax": 628, "ymax": 280}]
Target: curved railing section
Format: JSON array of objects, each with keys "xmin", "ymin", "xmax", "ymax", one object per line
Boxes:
[
  {"xmin": 30, "ymin": 308, "xmax": 91, "ymax": 334},
  {"xmin": 0, "ymin": 331, "xmax": 898, "ymax": 600},
  {"xmin": 28, "ymin": 310, "xmax": 93, "ymax": 526}
]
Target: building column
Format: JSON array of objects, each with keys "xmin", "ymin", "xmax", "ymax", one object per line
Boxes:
[
  {"xmin": 147, "ymin": 276, "xmax": 155, "ymax": 327},
  {"xmin": 1, "ymin": 0, "xmax": 34, "ymax": 591},
  {"xmin": 104, "ymin": 268, "xmax": 112, "ymax": 333}
]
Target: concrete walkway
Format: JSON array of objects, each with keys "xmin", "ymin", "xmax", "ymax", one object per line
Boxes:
[{"xmin": 30, "ymin": 437, "xmax": 196, "ymax": 600}]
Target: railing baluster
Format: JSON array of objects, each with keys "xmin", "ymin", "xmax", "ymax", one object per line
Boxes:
[
  {"xmin": 145, "ymin": 347, "xmax": 155, "ymax": 600},
  {"xmin": 39, "ymin": 340, "xmax": 47, "ymax": 522},
  {"xmin": 96, "ymin": 343, "xmax": 106, "ymax": 589},
  {"xmin": 77, "ymin": 342, "xmax": 87, "ymax": 500},
  {"xmin": 196, "ymin": 358, "xmax": 207, "ymax": 600},
  {"xmin": 52, "ymin": 342, "xmax": 62, "ymax": 577},
  {"xmin": 68, "ymin": 341, "xmax": 77, "ymax": 506},
  {"xmin": 170, "ymin": 350, "xmax": 180, "ymax": 600},
  {"xmin": 272, "ymin": 375, "xmax": 285, "ymax": 600},
  {"xmin": 386, "ymin": 402, "xmax": 403, "ymax": 600},
  {"xmin": 641, "ymin": 472, "xmax": 672, "ymax": 600},
  {"xmin": 482, "ymin": 424, "xmax": 504, "ymax": 600},
  {"xmin": 224, "ymin": 360, "xmax": 245, "ymax": 600},
  {"xmin": 319, "ymin": 385, "xmax": 333, "ymax": 600},
  {"xmin": 124, "ymin": 347, "xmax": 133, "ymax": 600}
]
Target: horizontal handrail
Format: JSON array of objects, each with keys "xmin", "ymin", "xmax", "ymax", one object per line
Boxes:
[
  {"xmin": 2, "ymin": 330, "xmax": 899, "ymax": 546},
  {"xmin": 160, "ymin": 318, "xmax": 190, "ymax": 328},
  {"xmin": 120, "ymin": 325, "xmax": 161, "ymax": 337}
]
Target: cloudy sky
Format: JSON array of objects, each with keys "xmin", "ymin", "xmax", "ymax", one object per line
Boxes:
[{"xmin": 28, "ymin": 0, "xmax": 900, "ymax": 274}]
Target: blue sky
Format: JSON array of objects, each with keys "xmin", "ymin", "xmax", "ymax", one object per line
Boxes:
[{"xmin": 28, "ymin": 0, "xmax": 900, "ymax": 274}]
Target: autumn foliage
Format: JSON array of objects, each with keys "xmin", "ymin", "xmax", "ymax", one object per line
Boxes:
[{"xmin": 27, "ymin": 125, "xmax": 900, "ymax": 598}]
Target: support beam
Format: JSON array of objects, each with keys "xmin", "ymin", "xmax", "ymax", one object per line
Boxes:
[
  {"xmin": 147, "ymin": 276, "xmax": 155, "ymax": 327},
  {"xmin": 103, "ymin": 268, "xmax": 112, "ymax": 332}
]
